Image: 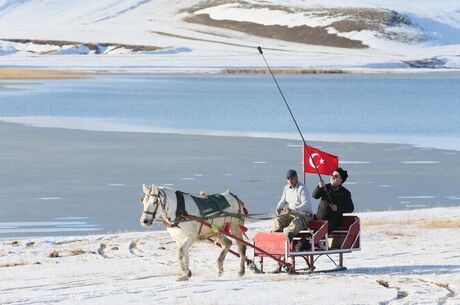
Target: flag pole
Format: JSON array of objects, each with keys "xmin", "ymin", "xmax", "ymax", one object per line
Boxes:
[
  {"xmin": 258, "ymin": 46, "xmax": 338, "ymax": 207},
  {"xmin": 257, "ymin": 46, "xmax": 324, "ymax": 183},
  {"xmin": 303, "ymin": 144, "xmax": 307, "ymax": 185}
]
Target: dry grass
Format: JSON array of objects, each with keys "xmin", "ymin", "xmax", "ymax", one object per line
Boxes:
[
  {"xmin": 435, "ymin": 282, "xmax": 450, "ymax": 289},
  {"xmin": 0, "ymin": 68, "xmax": 88, "ymax": 80},
  {"xmin": 48, "ymin": 250, "xmax": 60, "ymax": 258},
  {"xmin": 363, "ymin": 219, "xmax": 411, "ymax": 227},
  {"xmin": 362, "ymin": 220, "xmax": 390, "ymax": 227},
  {"xmin": 376, "ymin": 279, "xmax": 390, "ymax": 288},
  {"xmin": 70, "ymin": 249, "xmax": 86, "ymax": 256},
  {"xmin": 422, "ymin": 219, "xmax": 460, "ymax": 229},
  {"xmin": 363, "ymin": 218, "xmax": 460, "ymax": 229},
  {"xmin": 0, "ymin": 261, "xmax": 27, "ymax": 268},
  {"xmin": 384, "ymin": 231, "xmax": 405, "ymax": 239}
]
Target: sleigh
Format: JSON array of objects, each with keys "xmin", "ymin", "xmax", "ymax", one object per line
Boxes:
[
  {"xmin": 252, "ymin": 215, "xmax": 360, "ymax": 273},
  {"xmin": 195, "ymin": 214, "xmax": 361, "ymax": 274}
]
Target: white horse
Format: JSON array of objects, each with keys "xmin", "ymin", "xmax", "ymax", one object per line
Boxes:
[{"xmin": 139, "ymin": 184, "xmax": 247, "ymax": 281}]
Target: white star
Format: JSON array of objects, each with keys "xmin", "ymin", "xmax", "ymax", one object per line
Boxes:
[{"xmin": 320, "ymin": 158, "xmax": 325, "ymax": 164}]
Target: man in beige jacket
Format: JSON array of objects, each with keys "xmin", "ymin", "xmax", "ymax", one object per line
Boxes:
[{"xmin": 273, "ymin": 169, "xmax": 313, "ymax": 240}]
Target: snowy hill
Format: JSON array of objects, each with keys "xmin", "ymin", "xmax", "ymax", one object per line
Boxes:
[{"xmin": 0, "ymin": 0, "xmax": 459, "ymax": 71}]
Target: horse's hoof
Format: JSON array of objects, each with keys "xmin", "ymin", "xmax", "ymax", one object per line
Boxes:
[
  {"xmin": 216, "ymin": 264, "xmax": 224, "ymax": 276},
  {"xmin": 176, "ymin": 271, "xmax": 192, "ymax": 281},
  {"xmin": 238, "ymin": 271, "xmax": 245, "ymax": 277}
]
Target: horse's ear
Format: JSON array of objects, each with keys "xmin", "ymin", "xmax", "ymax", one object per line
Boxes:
[
  {"xmin": 142, "ymin": 184, "xmax": 149, "ymax": 194},
  {"xmin": 150, "ymin": 184, "xmax": 158, "ymax": 195}
]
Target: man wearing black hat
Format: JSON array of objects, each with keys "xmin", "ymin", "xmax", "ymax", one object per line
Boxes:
[
  {"xmin": 313, "ymin": 167, "xmax": 354, "ymax": 232},
  {"xmin": 273, "ymin": 169, "xmax": 313, "ymax": 240}
]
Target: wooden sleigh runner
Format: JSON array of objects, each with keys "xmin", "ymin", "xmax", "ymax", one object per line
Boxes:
[{"xmin": 253, "ymin": 215, "xmax": 361, "ymax": 273}]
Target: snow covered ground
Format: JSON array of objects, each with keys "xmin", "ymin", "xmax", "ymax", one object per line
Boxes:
[
  {"xmin": 0, "ymin": 0, "xmax": 459, "ymax": 71},
  {"xmin": 1, "ymin": 207, "xmax": 460, "ymax": 304}
]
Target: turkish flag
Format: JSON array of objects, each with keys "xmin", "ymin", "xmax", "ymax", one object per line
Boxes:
[{"xmin": 303, "ymin": 145, "xmax": 339, "ymax": 175}]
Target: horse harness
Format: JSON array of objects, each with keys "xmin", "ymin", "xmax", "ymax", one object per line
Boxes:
[
  {"xmin": 143, "ymin": 187, "xmax": 247, "ymax": 241},
  {"xmin": 143, "ymin": 189, "xmax": 187, "ymax": 227},
  {"xmin": 160, "ymin": 190, "xmax": 247, "ymax": 235}
]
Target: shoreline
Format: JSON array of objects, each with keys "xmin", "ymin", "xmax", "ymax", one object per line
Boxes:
[
  {"xmin": 2, "ymin": 205, "xmax": 459, "ymax": 240},
  {"xmin": 1, "ymin": 116, "xmax": 459, "ymax": 152},
  {"xmin": 1, "ymin": 66, "xmax": 460, "ymax": 80}
]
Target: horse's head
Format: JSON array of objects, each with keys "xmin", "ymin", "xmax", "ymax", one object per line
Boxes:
[{"xmin": 139, "ymin": 184, "xmax": 162, "ymax": 227}]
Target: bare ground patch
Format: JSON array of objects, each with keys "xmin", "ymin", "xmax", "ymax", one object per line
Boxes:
[
  {"xmin": 1, "ymin": 38, "xmax": 164, "ymax": 55},
  {"xmin": 179, "ymin": 0, "xmax": 244, "ymax": 14},
  {"xmin": 181, "ymin": 1, "xmax": 420, "ymax": 47},
  {"xmin": 185, "ymin": 14, "xmax": 367, "ymax": 49}
]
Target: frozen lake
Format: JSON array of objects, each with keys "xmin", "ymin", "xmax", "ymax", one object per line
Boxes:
[{"xmin": 1, "ymin": 73, "xmax": 459, "ymax": 237}]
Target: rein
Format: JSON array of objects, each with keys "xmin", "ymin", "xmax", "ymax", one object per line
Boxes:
[
  {"xmin": 244, "ymin": 213, "xmax": 276, "ymax": 220},
  {"xmin": 185, "ymin": 214, "xmax": 290, "ymax": 268}
]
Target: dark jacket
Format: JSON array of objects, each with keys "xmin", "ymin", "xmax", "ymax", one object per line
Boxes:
[{"xmin": 312, "ymin": 183, "xmax": 354, "ymax": 232}]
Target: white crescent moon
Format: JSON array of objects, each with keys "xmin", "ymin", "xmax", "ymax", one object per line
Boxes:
[{"xmin": 309, "ymin": 153, "xmax": 320, "ymax": 168}]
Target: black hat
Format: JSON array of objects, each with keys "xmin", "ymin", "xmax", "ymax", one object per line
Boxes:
[
  {"xmin": 286, "ymin": 169, "xmax": 297, "ymax": 178},
  {"xmin": 334, "ymin": 167, "xmax": 348, "ymax": 182}
]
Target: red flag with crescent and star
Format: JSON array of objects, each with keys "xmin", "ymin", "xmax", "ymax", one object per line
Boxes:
[{"xmin": 303, "ymin": 145, "xmax": 339, "ymax": 175}]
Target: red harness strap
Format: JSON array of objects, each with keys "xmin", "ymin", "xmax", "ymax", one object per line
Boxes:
[{"xmin": 184, "ymin": 214, "xmax": 291, "ymax": 268}]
